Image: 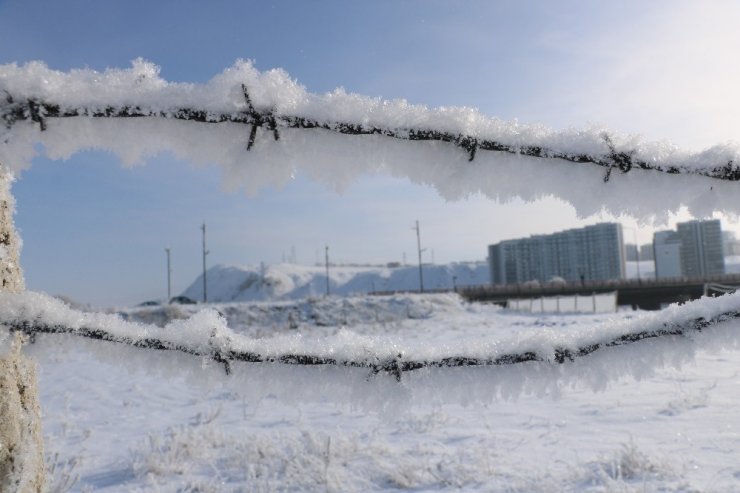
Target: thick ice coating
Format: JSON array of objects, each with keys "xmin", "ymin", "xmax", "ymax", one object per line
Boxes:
[{"xmin": 2, "ymin": 59, "xmax": 740, "ymax": 221}]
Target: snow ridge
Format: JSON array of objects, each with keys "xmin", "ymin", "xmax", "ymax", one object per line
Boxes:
[{"xmin": 181, "ymin": 262, "xmax": 488, "ymax": 303}]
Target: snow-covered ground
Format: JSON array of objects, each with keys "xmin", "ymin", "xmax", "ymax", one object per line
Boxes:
[{"xmin": 31, "ymin": 292, "xmax": 740, "ymax": 492}]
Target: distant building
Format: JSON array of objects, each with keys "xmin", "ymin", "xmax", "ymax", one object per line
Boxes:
[
  {"xmin": 653, "ymin": 230, "xmax": 682, "ymax": 278},
  {"xmin": 722, "ymin": 231, "xmax": 740, "ymax": 256},
  {"xmin": 488, "ymin": 223, "xmax": 625, "ymax": 285},
  {"xmin": 639, "ymin": 244, "xmax": 654, "ymax": 261},
  {"xmin": 625, "ymin": 243, "xmax": 654, "ymax": 262},
  {"xmin": 677, "ymin": 220, "xmax": 724, "ymax": 277},
  {"xmin": 653, "ymin": 219, "xmax": 725, "ymax": 278},
  {"xmin": 624, "ymin": 244, "xmax": 639, "ymax": 261}
]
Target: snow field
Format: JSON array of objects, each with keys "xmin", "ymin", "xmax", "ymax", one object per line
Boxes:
[{"xmin": 16, "ymin": 291, "xmax": 738, "ymax": 491}]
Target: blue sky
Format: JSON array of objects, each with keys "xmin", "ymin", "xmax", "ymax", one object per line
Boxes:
[{"xmin": 2, "ymin": 0, "xmax": 739, "ymax": 306}]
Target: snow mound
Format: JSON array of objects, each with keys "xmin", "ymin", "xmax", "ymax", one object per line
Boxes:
[
  {"xmin": 180, "ymin": 262, "xmax": 489, "ymax": 303},
  {"xmin": 121, "ymin": 291, "xmax": 469, "ymax": 332}
]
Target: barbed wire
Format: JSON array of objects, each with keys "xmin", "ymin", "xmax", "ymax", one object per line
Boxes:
[
  {"xmin": 3, "ymin": 86, "xmax": 740, "ymax": 182},
  {"xmin": 5, "ymin": 307, "xmax": 737, "ymax": 381}
]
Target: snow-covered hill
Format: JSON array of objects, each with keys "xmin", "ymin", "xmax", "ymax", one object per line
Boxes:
[
  {"xmin": 181, "ymin": 262, "xmax": 489, "ymax": 303},
  {"xmin": 174, "ymin": 256, "xmax": 740, "ymax": 306}
]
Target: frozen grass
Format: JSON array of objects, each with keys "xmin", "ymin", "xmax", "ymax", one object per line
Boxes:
[{"xmin": 23, "ymin": 293, "xmax": 740, "ymax": 491}]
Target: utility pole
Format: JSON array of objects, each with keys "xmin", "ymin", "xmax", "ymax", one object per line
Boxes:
[
  {"xmin": 325, "ymin": 245, "xmax": 330, "ymax": 296},
  {"xmin": 165, "ymin": 248, "xmax": 172, "ymax": 301},
  {"xmin": 201, "ymin": 222, "xmax": 209, "ymax": 303},
  {"xmin": 413, "ymin": 220, "xmax": 425, "ymax": 293}
]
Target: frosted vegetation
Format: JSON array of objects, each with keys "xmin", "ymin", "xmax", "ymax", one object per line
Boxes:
[{"xmin": 28, "ymin": 292, "xmax": 740, "ymax": 491}]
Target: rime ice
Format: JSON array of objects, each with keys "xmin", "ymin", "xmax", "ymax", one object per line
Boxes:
[{"xmin": 2, "ymin": 60, "xmax": 740, "ymax": 221}]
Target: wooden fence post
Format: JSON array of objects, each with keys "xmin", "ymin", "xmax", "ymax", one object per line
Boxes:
[{"xmin": 0, "ymin": 166, "xmax": 45, "ymax": 492}]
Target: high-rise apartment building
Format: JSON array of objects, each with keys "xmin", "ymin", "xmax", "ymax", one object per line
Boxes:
[
  {"xmin": 653, "ymin": 219, "xmax": 725, "ymax": 278},
  {"xmin": 488, "ymin": 223, "xmax": 625, "ymax": 285},
  {"xmin": 722, "ymin": 231, "xmax": 740, "ymax": 256},
  {"xmin": 639, "ymin": 244, "xmax": 654, "ymax": 261},
  {"xmin": 677, "ymin": 220, "xmax": 724, "ymax": 277},
  {"xmin": 653, "ymin": 230, "xmax": 682, "ymax": 278}
]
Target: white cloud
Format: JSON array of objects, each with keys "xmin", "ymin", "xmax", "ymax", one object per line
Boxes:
[{"xmin": 529, "ymin": 0, "xmax": 740, "ymax": 150}]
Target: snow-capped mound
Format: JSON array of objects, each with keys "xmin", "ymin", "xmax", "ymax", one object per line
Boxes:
[
  {"xmin": 181, "ymin": 262, "xmax": 489, "ymax": 303},
  {"xmin": 120, "ymin": 291, "xmax": 470, "ymax": 333}
]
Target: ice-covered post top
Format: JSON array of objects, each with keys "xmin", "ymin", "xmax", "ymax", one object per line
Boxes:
[
  {"xmin": 0, "ymin": 168, "xmax": 23, "ymax": 292},
  {"xmin": 2, "ymin": 59, "xmax": 740, "ymax": 220}
]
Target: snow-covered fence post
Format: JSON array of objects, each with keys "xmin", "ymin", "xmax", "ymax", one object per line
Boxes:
[{"xmin": 0, "ymin": 166, "xmax": 45, "ymax": 493}]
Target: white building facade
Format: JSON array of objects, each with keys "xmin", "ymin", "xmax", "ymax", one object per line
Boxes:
[
  {"xmin": 653, "ymin": 219, "xmax": 725, "ymax": 279},
  {"xmin": 488, "ymin": 223, "xmax": 625, "ymax": 285},
  {"xmin": 653, "ymin": 230, "xmax": 682, "ymax": 278}
]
